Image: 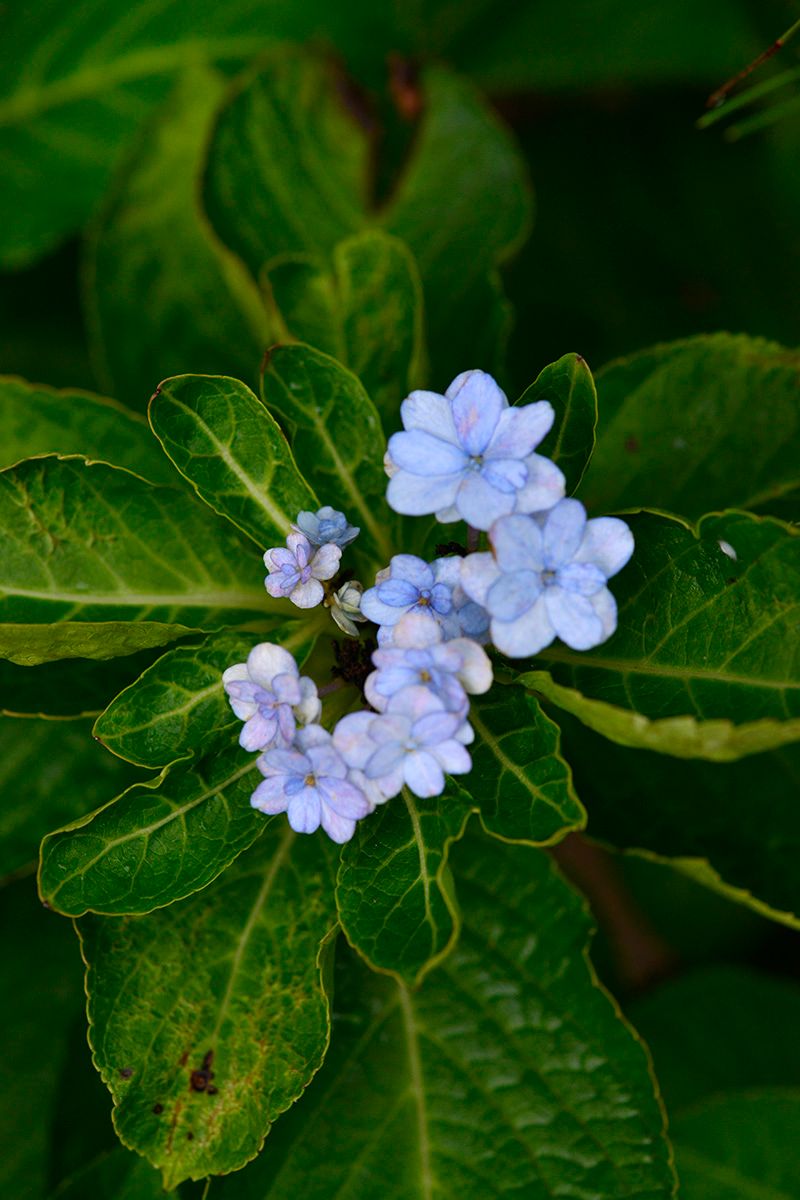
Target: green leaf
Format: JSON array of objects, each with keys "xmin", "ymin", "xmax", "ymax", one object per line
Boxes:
[
  {"xmin": 0, "ymin": 716, "xmax": 143, "ymax": 881},
  {"xmin": 0, "ymin": 648, "xmax": 165, "ymax": 717},
  {"xmin": 464, "ymin": 683, "xmax": 586, "ymax": 844},
  {"xmin": 520, "ymin": 510, "xmax": 800, "ymax": 760},
  {"xmin": 670, "ymin": 1088, "xmax": 800, "ymax": 1200},
  {"xmin": 94, "ymin": 624, "xmax": 315, "ymax": 768},
  {"xmin": 0, "ymin": 456, "xmax": 273, "ymax": 664},
  {"xmin": 38, "ymin": 742, "xmax": 265, "ymax": 916},
  {"xmin": 205, "ymin": 52, "xmax": 531, "ymax": 386},
  {"xmin": 261, "ymin": 344, "xmax": 397, "ymax": 564},
  {"xmin": 0, "ymin": 377, "xmax": 174, "ymax": 483},
  {"xmin": 264, "ymin": 230, "xmax": 425, "ymax": 426},
  {"xmin": 336, "ymin": 786, "xmax": 471, "ymax": 985},
  {"xmin": 584, "ymin": 334, "xmax": 800, "ymax": 519},
  {"xmin": 515, "ymin": 353, "xmax": 597, "ymax": 494},
  {"xmin": 78, "ymin": 826, "xmax": 337, "ymax": 1189},
  {"xmin": 149, "ymin": 374, "xmax": 316, "ymax": 547},
  {"xmin": 557, "ymin": 712, "xmax": 800, "ymax": 927},
  {"xmin": 85, "ymin": 66, "xmax": 271, "ymax": 410},
  {"xmin": 49, "ymin": 1149, "xmax": 189, "ymax": 1200},
  {"xmin": 211, "ymin": 829, "xmax": 675, "ymax": 1199}
]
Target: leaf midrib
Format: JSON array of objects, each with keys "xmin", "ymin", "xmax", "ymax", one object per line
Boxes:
[{"xmin": 537, "ymin": 649, "xmax": 800, "ymax": 692}]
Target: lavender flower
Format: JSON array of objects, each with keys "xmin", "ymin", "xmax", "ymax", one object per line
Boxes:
[
  {"xmin": 252, "ymin": 725, "xmax": 371, "ymax": 843},
  {"xmin": 222, "ymin": 643, "xmax": 320, "ymax": 752},
  {"xmin": 361, "ymin": 554, "xmax": 455, "ymax": 644},
  {"xmin": 264, "ymin": 532, "xmax": 341, "ymax": 608},
  {"xmin": 460, "ymin": 499, "xmax": 634, "ymax": 657},
  {"xmin": 294, "ymin": 506, "xmax": 360, "ymax": 549},
  {"xmin": 385, "ymin": 370, "xmax": 565, "ymax": 530},
  {"xmin": 364, "ymin": 611, "xmax": 492, "ymax": 713}
]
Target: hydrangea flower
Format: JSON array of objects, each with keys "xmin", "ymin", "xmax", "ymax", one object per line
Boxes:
[
  {"xmin": 334, "ymin": 686, "xmax": 472, "ymax": 799},
  {"xmin": 294, "ymin": 506, "xmax": 360, "ymax": 549},
  {"xmin": 327, "ymin": 580, "xmax": 368, "ymax": 638},
  {"xmin": 264, "ymin": 532, "xmax": 341, "ymax": 608},
  {"xmin": 430, "ymin": 554, "xmax": 491, "ymax": 643},
  {"xmin": 222, "ymin": 643, "xmax": 320, "ymax": 752},
  {"xmin": 385, "ymin": 370, "xmax": 565, "ymax": 531},
  {"xmin": 252, "ymin": 725, "xmax": 371, "ymax": 842},
  {"xmin": 460, "ymin": 498, "xmax": 634, "ymax": 657},
  {"xmin": 361, "ymin": 555, "xmax": 454, "ymax": 644},
  {"xmin": 364, "ymin": 611, "xmax": 492, "ymax": 713}
]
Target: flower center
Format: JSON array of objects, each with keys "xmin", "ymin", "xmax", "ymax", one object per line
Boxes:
[
  {"xmin": 417, "ymin": 589, "xmax": 431, "ymax": 606},
  {"xmin": 419, "ymin": 669, "xmax": 432, "ymax": 683},
  {"xmin": 541, "ymin": 569, "xmax": 557, "ymax": 585},
  {"xmin": 304, "ymin": 773, "xmax": 317, "ymax": 787}
]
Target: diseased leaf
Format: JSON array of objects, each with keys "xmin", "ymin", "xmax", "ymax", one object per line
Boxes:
[
  {"xmin": 336, "ymin": 786, "xmax": 471, "ymax": 985},
  {"xmin": 261, "ymin": 344, "xmax": 396, "ymax": 563},
  {"xmin": 515, "ymin": 352, "xmax": 597, "ymax": 494},
  {"xmin": 150, "ymin": 374, "xmax": 316, "ymax": 547},
  {"xmin": 264, "ymin": 230, "xmax": 425, "ymax": 426},
  {"xmin": 0, "ymin": 377, "xmax": 174, "ymax": 482},
  {"xmin": 0, "ymin": 456, "xmax": 274, "ymax": 664},
  {"xmin": 558, "ymin": 711, "xmax": 800, "ymax": 927},
  {"xmin": 0, "ymin": 717, "xmax": 144, "ymax": 881},
  {"xmin": 520, "ymin": 510, "xmax": 800, "ymax": 760},
  {"xmin": 465, "ymin": 683, "xmax": 585, "ymax": 844},
  {"xmin": 79, "ymin": 826, "xmax": 337, "ymax": 1189},
  {"xmin": 585, "ymin": 334, "xmax": 800, "ymax": 519},
  {"xmin": 85, "ymin": 67, "xmax": 271, "ymax": 410},
  {"xmin": 94, "ymin": 624, "xmax": 315, "ymax": 769},
  {"xmin": 38, "ymin": 742, "xmax": 264, "ymax": 916},
  {"xmin": 212, "ymin": 829, "xmax": 675, "ymax": 1199}
]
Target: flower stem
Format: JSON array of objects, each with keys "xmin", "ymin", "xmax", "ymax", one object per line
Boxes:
[{"xmin": 466, "ymin": 525, "xmax": 480, "ymax": 553}]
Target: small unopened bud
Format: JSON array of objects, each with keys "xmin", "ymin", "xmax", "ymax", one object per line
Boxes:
[{"xmin": 328, "ymin": 581, "xmax": 369, "ymax": 638}]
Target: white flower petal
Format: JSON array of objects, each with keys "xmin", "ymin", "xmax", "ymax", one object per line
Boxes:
[
  {"xmin": 392, "ymin": 610, "xmax": 443, "ymax": 649},
  {"xmin": 387, "ymin": 470, "xmax": 462, "ymax": 516},
  {"xmin": 400, "ymin": 390, "xmax": 460, "ymax": 443},
  {"xmin": 287, "ymin": 790, "xmax": 322, "ymax": 834},
  {"xmin": 333, "ymin": 711, "xmax": 376, "ymax": 768},
  {"xmin": 290, "ymin": 578, "xmax": 325, "ymax": 609},
  {"xmin": 404, "ymin": 750, "xmax": 446, "ymax": 797},
  {"xmin": 451, "ymin": 639, "xmax": 493, "ymax": 694},
  {"xmin": 486, "ymin": 400, "xmax": 554, "ymax": 459},
  {"xmin": 574, "ymin": 517, "xmax": 635, "ymax": 578},
  {"xmin": 433, "ymin": 739, "xmax": 472, "ymax": 775},
  {"xmin": 294, "ymin": 676, "xmax": 321, "ymax": 725},
  {"xmin": 460, "ymin": 552, "xmax": 501, "ymax": 607},
  {"xmin": 545, "ymin": 586, "xmax": 604, "ymax": 650},
  {"xmin": 310, "ymin": 543, "xmax": 342, "ymax": 581},
  {"xmin": 514, "ymin": 453, "xmax": 566, "ymax": 516},
  {"xmin": 246, "ymin": 643, "xmax": 298, "ymax": 689},
  {"xmin": 589, "ymin": 587, "xmax": 618, "ymax": 642},
  {"xmin": 491, "ymin": 596, "xmax": 555, "ymax": 658}
]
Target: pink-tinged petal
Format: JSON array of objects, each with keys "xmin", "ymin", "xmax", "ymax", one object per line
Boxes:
[
  {"xmin": 228, "ymin": 696, "xmax": 256, "ymax": 721},
  {"xmin": 589, "ymin": 587, "xmax": 618, "ymax": 642},
  {"xmin": 333, "ymin": 712, "xmax": 376, "ymax": 768},
  {"xmin": 258, "ymin": 746, "xmax": 308, "ymax": 777},
  {"xmin": 363, "ymin": 671, "xmax": 388, "ymax": 712},
  {"xmin": 386, "ymin": 684, "xmax": 444, "ymax": 722},
  {"xmin": 348, "ymin": 767, "xmax": 390, "ymax": 809},
  {"xmin": 240, "ymin": 713, "xmax": 278, "ymax": 752},
  {"xmin": 286, "ymin": 531, "xmax": 312, "ymax": 559},
  {"xmin": 456, "ymin": 473, "xmax": 516, "ymax": 530},
  {"xmin": 491, "ymin": 596, "xmax": 555, "ymax": 658},
  {"xmin": 450, "ymin": 639, "xmax": 493, "ymax": 694},
  {"xmin": 318, "ymin": 776, "xmax": 371, "ymax": 819},
  {"xmin": 387, "ymin": 429, "xmax": 467, "ymax": 475},
  {"xmin": 450, "ymin": 371, "xmax": 507, "ymax": 456},
  {"xmin": 266, "ymin": 574, "xmax": 294, "ymax": 599},
  {"xmin": 414, "ymin": 710, "xmax": 461, "ymax": 745},
  {"xmin": 487, "ymin": 570, "xmax": 541, "ymax": 621},
  {"xmin": 460, "ymin": 552, "xmax": 501, "ymax": 607},
  {"xmin": 295, "ymin": 723, "xmax": 331, "ymax": 752},
  {"xmin": 514, "ymin": 454, "xmax": 565, "ymax": 515},
  {"xmin": 246, "ymin": 643, "xmax": 297, "ymax": 689},
  {"xmin": 387, "ymin": 470, "xmax": 462, "ymax": 516},
  {"xmin": 543, "ymin": 499, "xmax": 587, "ymax": 569},
  {"xmin": 250, "ymin": 777, "xmax": 289, "ymax": 814},
  {"xmin": 434, "ymin": 502, "xmax": 461, "ymax": 524},
  {"xmin": 365, "ymin": 742, "xmax": 406, "ymax": 780},
  {"xmin": 486, "ymin": 401, "xmax": 554, "ymax": 459},
  {"xmin": 489, "ymin": 514, "xmax": 544, "ymax": 573},
  {"xmin": 307, "ymin": 742, "xmax": 347, "ymax": 780},
  {"xmin": 403, "ymin": 750, "xmax": 445, "ymax": 797},
  {"xmin": 319, "ymin": 806, "xmax": 358, "ymax": 844},
  {"xmin": 392, "ymin": 610, "xmax": 443, "ymax": 649},
  {"xmin": 400, "ymin": 390, "xmax": 460, "ymax": 443},
  {"xmin": 433, "ymin": 739, "xmax": 472, "ymax": 775},
  {"xmin": 369, "ymin": 712, "xmax": 411, "ymax": 744},
  {"xmin": 222, "ymin": 661, "xmax": 249, "ymax": 685},
  {"xmin": 456, "ymin": 720, "xmax": 474, "ymax": 745},
  {"xmin": 574, "ymin": 517, "xmax": 635, "ymax": 578},
  {"xmin": 265, "ymin": 547, "xmax": 295, "ymax": 569},
  {"xmin": 294, "ymin": 677, "xmax": 321, "ymax": 725},
  {"xmin": 287, "ymin": 789, "xmax": 322, "ymax": 834},
  {"xmin": 290, "ymin": 578, "xmax": 325, "ymax": 609},
  {"xmin": 310, "ymin": 542, "xmax": 342, "ymax": 581},
  {"xmin": 545, "ymin": 586, "xmax": 604, "ymax": 650},
  {"xmin": 481, "ymin": 458, "xmax": 527, "ymax": 493}
]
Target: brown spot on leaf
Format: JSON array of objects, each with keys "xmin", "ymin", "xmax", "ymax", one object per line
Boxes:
[
  {"xmin": 119, "ymin": 1067, "xmax": 133, "ymax": 1079},
  {"xmin": 624, "ymin": 436, "xmax": 640, "ymax": 454},
  {"xmin": 153, "ymin": 1103, "xmax": 164, "ymax": 1115},
  {"xmin": 389, "ymin": 54, "xmax": 424, "ymax": 121}
]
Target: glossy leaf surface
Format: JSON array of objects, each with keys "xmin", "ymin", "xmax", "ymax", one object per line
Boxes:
[{"xmin": 516, "ymin": 352, "xmax": 598, "ymax": 494}]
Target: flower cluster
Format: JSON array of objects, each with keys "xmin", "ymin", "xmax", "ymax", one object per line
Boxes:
[{"xmin": 225, "ymin": 370, "xmax": 633, "ymax": 843}]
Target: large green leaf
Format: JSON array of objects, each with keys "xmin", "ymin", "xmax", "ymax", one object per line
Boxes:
[
  {"xmin": 205, "ymin": 53, "xmax": 531, "ymax": 385},
  {"xmin": 520, "ymin": 510, "xmax": 800, "ymax": 760},
  {"xmin": 584, "ymin": 334, "xmax": 800, "ymax": 519},
  {"xmin": 94, "ymin": 624, "xmax": 315, "ymax": 768},
  {"xmin": 558, "ymin": 712, "xmax": 800, "ymax": 927},
  {"xmin": 50, "ymin": 1149, "xmax": 192, "ymax": 1200},
  {"xmin": 150, "ymin": 374, "xmax": 316, "ymax": 547},
  {"xmin": 85, "ymin": 67, "xmax": 270, "ymax": 410},
  {"xmin": 78, "ymin": 826, "xmax": 337, "ymax": 1189},
  {"xmin": 212, "ymin": 829, "xmax": 675, "ymax": 1199},
  {"xmin": 264, "ymin": 230, "xmax": 425, "ymax": 426},
  {"xmin": 0, "ymin": 456, "xmax": 273, "ymax": 664},
  {"xmin": 38, "ymin": 742, "xmax": 265, "ymax": 916},
  {"xmin": 465, "ymin": 683, "xmax": 586, "ymax": 844},
  {"xmin": 515, "ymin": 353, "xmax": 597, "ymax": 494},
  {"xmin": 336, "ymin": 787, "xmax": 471, "ymax": 985},
  {"xmin": 0, "ymin": 716, "xmax": 143, "ymax": 881},
  {"xmin": 0, "ymin": 377, "xmax": 174, "ymax": 482},
  {"xmin": 0, "ymin": 648, "xmax": 164, "ymax": 717},
  {"xmin": 261, "ymin": 344, "xmax": 396, "ymax": 563}
]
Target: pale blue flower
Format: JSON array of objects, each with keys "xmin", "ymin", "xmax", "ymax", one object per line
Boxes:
[
  {"xmin": 252, "ymin": 725, "xmax": 371, "ymax": 843},
  {"xmin": 334, "ymin": 686, "xmax": 472, "ymax": 800},
  {"xmin": 385, "ymin": 369, "xmax": 565, "ymax": 531},
  {"xmin": 460, "ymin": 498, "xmax": 634, "ymax": 657},
  {"xmin": 223, "ymin": 643, "xmax": 320, "ymax": 752},
  {"xmin": 429, "ymin": 555, "xmax": 491, "ymax": 643},
  {"xmin": 361, "ymin": 554, "xmax": 454, "ymax": 643},
  {"xmin": 264, "ymin": 532, "xmax": 341, "ymax": 608},
  {"xmin": 294, "ymin": 506, "xmax": 360, "ymax": 548},
  {"xmin": 364, "ymin": 611, "xmax": 492, "ymax": 714}
]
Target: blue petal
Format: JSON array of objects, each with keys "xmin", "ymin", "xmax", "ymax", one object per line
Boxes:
[
  {"xmin": 387, "ymin": 470, "xmax": 461, "ymax": 517},
  {"xmin": 543, "ymin": 499, "xmax": 587, "ymax": 569},
  {"xmin": 574, "ymin": 517, "xmax": 635, "ymax": 578},
  {"xmin": 490, "ymin": 514, "xmax": 544, "ymax": 573},
  {"xmin": 450, "ymin": 371, "xmax": 506, "ymax": 456},
  {"xmin": 487, "ymin": 570, "xmax": 541, "ymax": 621},
  {"xmin": 545, "ymin": 586, "xmax": 604, "ymax": 650},
  {"xmin": 378, "ymin": 578, "xmax": 421, "ymax": 607},
  {"xmin": 481, "ymin": 458, "xmax": 527, "ymax": 493},
  {"xmin": 387, "ymin": 429, "xmax": 467, "ymax": 475},
  {"xmin": 556, "ymin": 562, "xmax": 606, "ymax": 596},
  {"xmin": 486, "ymin": 401, "xmax": 554, "ymax": 459},
  {"xmin": 456, "ymin": 472, "xmax": 516, "ymax": 530}
]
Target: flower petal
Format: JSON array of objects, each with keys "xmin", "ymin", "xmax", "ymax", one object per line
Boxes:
[
  {"xmin": 401, "ymin": 390, "xmax": 460, "ymax": 443},
  {"xmin": 451, "ymin": 639, "xmax": 493, "ymax": 694},
  {"xmin": 319, "ymin": 806, "xmax": 358, "ymax": 844},
  {"xmin": 490, "ymin": 514, "xmax": 544, "ymax": 573},
  {"xmin": 258, "ymin": 746, "xmax": 308, "ymax": 777},
  {"xmin": 392, "ymin": 610, "xmax": 442, "ymax": 648},
  {"xmin": 287, "ymin": 789, "xmax": 323, "ymax": 834},
  {"xmin": 250, "ymin": 777, "xmax": 289, "ymax": 814},
  {"xmin": 333, "ymin": 712, "xmax": 376, "ymax": 768},
  {"xmin": 545, "ymin": 586, "xmax": 604, "ymax": 650},
  {"xmin": 514, "ymin": 453, "xmax": 565, "ymax": 515},
  {"xmin": 240, "ymin": 712, "xmax": 278, "ymax": 752},
  {"xmin": 389, "ymin": 555, "xmax": 434, "ymax": 587},
  {"xmin": 486, "ymin": 401, "xmax": 554, "ymax": 459},
  {"xmin": 377, "ymin": 578, "xmax": 421, "ymax": 608},
  {"xmin": 543, "ymin": 499, "xmax": 587, "ymax": 569},
  {"xmin": 403, "ymin": 750, "xmax": 445, "ymax": 797},
  {"xmin": 481, "ymin": 458, "xmax": 527, "ymax": 493},
  {"xmin": 387, "ymin": 470, "xmax": 461, "ymax": 516},
  {"xmin": 460, "ymin": 552, "xmax": 501, "ymax": 607},
  {"xmin": 456, "ymin": 472, "xmax": 516, "ymax": 530},
  {"xmin": 450, "ymin": 371, "xmax": 506, "ymax": 456},
  {"xmin": 433, "ymin": 739, "xmax": 472, "ymax": 775},
  {"xmin": 290, "ymin": 578, "xmax": 325, "ymax": 609},
  {"xmin": 487, "ymin": 570, "xmax": 541, "ymax": 622},
  {"xmin": 574, "ymin": 517, "xmax": 635, "ymax": 578},
  {"xmin": 246, "ymin": 643, "xmax": 298, "ymax": 689},
  {"xmin": 310, "ymin": 543, "xmax": 342, "ymax": 581},
  {"xmin": 590, "ymin": 587, "xmax": 618, "ymax": 642},
  {"xmin": 318, "ymin": 776, "xmax": 371, "ymax": 819},
  {"xmin": 414, "ymin": 710, "xmax": 461, "ymax": 745},
  {"xmin": 387, "ymin": 429, "xmax": 467, "ymax": 475},
  {"xmin": 491, "ymin": 596, "xmax": 555, "ymax": 658},
  {"xmin": 365, "ymin": 742, "xmax": 406, "ymax": 780},
  {"xmin": 556, "ymin": 562, "xmax": 606, "ymax": 597}
]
